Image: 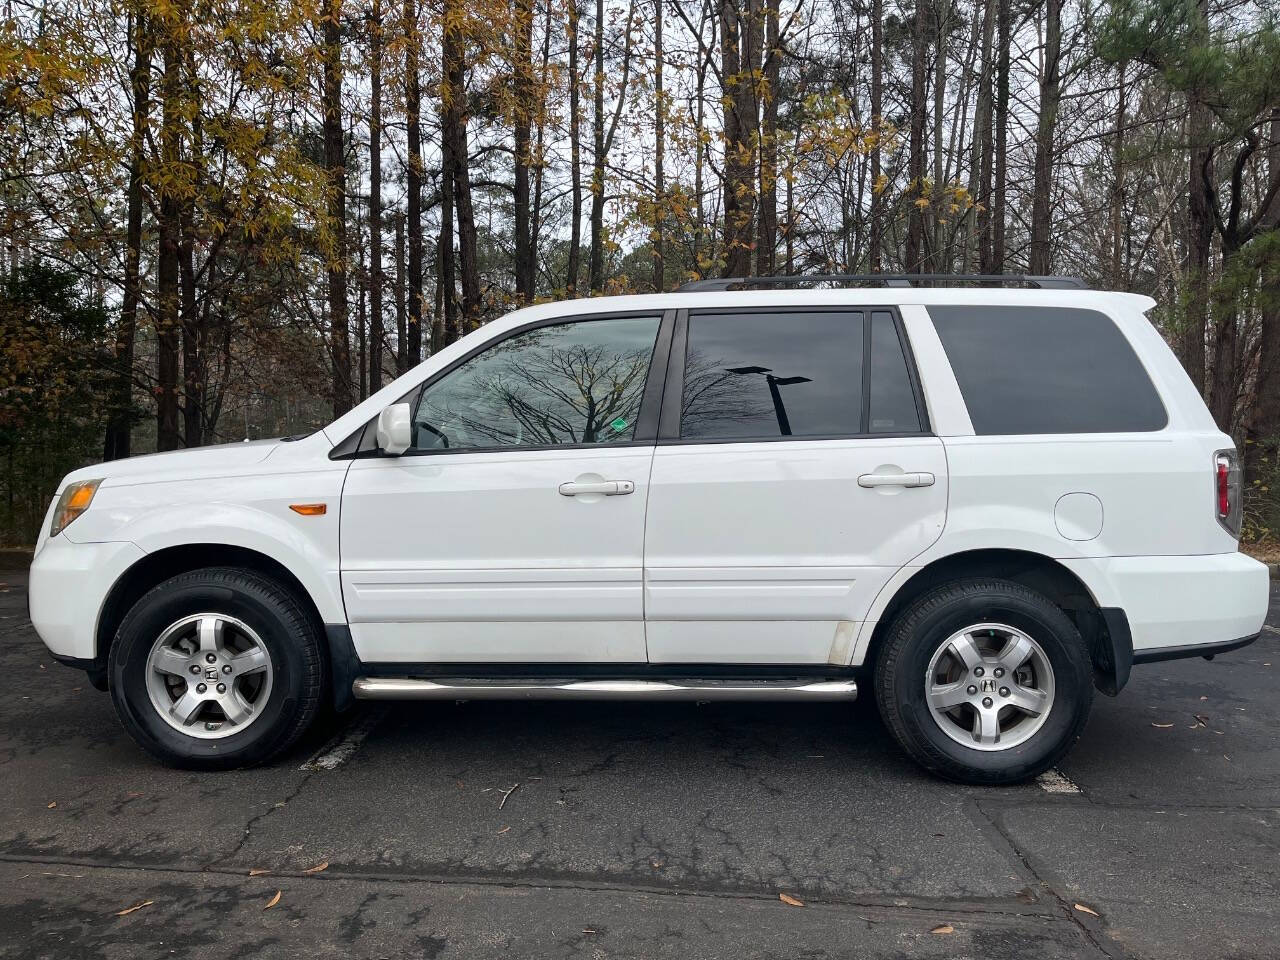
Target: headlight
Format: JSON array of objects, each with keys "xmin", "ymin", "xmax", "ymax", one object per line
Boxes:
[{"xmin": 50, "ymin": 479, "xmax": 102, "ymax": 538}]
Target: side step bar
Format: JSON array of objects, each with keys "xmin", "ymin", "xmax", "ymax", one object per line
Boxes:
[{"xmin": 352, "ymin": 677, "xmax": 858, "ymax": 702}]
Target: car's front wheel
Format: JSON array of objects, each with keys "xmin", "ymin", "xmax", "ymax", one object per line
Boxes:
[
  {"xmin": 109, "ymin": 567, "xmax": 325, "ymax": 769},
  {"xmin": 874, "ymin": 578, "xmax": 1093, "ymax": 784}
]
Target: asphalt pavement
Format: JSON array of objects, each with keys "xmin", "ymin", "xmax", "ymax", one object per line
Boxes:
[{"xmin": 1, "ymin": 568, "xmax": 1277, "ymax": 959}]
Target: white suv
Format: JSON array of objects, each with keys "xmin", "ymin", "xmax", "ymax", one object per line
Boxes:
[{"xmin": 28, "ymin": 276, "xmax": 1269, "ymax": 783}]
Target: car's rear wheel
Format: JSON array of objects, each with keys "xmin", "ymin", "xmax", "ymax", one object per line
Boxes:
[
  {"xmin": 109, "ymin": 567, "xmax": 325, "ymax": 770},
  {"xmin": 874, "ymin": 578, "xmax": 1093, "ymax": 785}
]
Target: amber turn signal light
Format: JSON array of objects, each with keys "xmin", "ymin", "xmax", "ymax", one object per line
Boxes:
[
  {"xmin": 289, "ymin": 503, "xmax": 327, "ymax": 516},
  {"xmin": 50, "ymin": 479, "xmax": 102, "ymax": 538}
]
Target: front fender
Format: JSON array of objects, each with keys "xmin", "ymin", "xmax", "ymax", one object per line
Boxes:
[
  {"xmin": 72, "ymin": 464, "xmax": 350, "ymax": 629},
  {"xmin": 121, "ymin": 502, "xmax": 346, "ymax": 625}
]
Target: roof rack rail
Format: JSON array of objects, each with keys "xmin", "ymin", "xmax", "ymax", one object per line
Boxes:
[{"xmin": 678, "ymin": 273, "xmax": 1089, "ymax": 292}]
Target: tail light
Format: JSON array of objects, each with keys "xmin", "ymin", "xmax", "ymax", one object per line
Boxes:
[{"xmin": 1214, "ymin": 449, "xmax": 1241, "ymax": 537}]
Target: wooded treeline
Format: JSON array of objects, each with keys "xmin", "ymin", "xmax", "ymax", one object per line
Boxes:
[{"xmin": 1, "ymin": 0, "xmax": 1278, "ymax": 543}]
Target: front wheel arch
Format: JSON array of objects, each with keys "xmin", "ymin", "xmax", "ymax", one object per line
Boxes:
[{"xmin": 96, "ymin": 544, "xmax": 328, "ymax": 675}]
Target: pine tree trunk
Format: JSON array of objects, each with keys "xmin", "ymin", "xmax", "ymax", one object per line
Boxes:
[
  {"xmin": 394, "ymin": 209, "xmax": 407, "ymax": 373},
  {"xmin": 991, "ymin": 0, "xmax": 1010, "ymax": 271},
  {"xmin": 531, "ymin": 0, "xmax": 552, "ymax": 287},
  {"xmin": 443, "ymin": 0, "xmax": 480, "ymax": 334},
  {"xmin": 1183, "ymin": 0, "xmax": 1213, "ymax": 395},
  {"xmin": 589, "ymin": 0, "xmax": 606, "ymax": 291},
  {"xmin": 513, "ymin": 0, "xmax": 535, "ymax": 302},
  {"xmin": 444, "ymin": 0, "xmax": 480, "ymax": 334},
  {"xmin": 973, "ymin": 0, "xmax": 995, "ymax": 272},
  {"xmin": 440, "ymin": 141, "xmax": 457, "ymax": 351},
  {"xmin": 719, "ymin": 0, "xmax": 757, "ymax": 279},
  {"xmin": 356, "ymin": 222, "xmax": 367, "ymax": 400},
  {"xmin": 693, "ymin": 26, "xmax": 708, "ymax": 272},
  {"xmin": 756, "ymin": 0, "xmax": 778, "ymax": 277},
  {"xmin": 869, "ymin": 0, "xmax": 883, "ymax": 272},
  {"xmin": 1244, "ymin": 107, "xmax": 1280, "ymax": 485},
  {"xmin": 404, "ymin": 0, "xmax": 423, "ymax": 365},
  {"xmin": 652, "ymin": 0, "xmax": 665, "ymax": 291},
  {"xmin": 324, "ymin": 0, "xmax": 351, "ymax": 418},
  {"xmin": 181, "ymin": 40, "xmax": 204, "ymax": 447},
  {"xmin": 1028, "ymin": 0, "xmax": 1061, "ymax": 275},
  {"xmin": 155, "ymin": 23, "xmax": 182, "ymax": 452},
  {"xmin": 904, "ymin": 0, "xmax": 928, "ymax": 272},
  {"xmin": 369, "ymin": 0, "xmax": 384, "ymax": 392},
  {"xmin": 104, "ymin": 9, "xmax": 150, "ymax": 461},
  {"xmin": 931, "ymin": 0, "xmax": 949, "ymax": 271},
  {"xmin": 180, "ymin": 200, "xmax": 201, "ymax": 447},
  {"xmin": 567, "ymin": 0, "xmax": 582, "ymax": 295},
  {"xmin": 1109, "ymin": 60, "xmax": 1127, "ymax": 288}
]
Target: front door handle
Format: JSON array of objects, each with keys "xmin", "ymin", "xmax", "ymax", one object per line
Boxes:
[
  {"xmin": 558, "ymin": 480, "xmax": 636, "ymax": 497},
  {"xmin": 857, "ymin": 472, "xmax": 936, "ymax": 488}
]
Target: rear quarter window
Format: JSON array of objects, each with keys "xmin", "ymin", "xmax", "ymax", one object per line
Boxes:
[{"xmin": 928, "ymin": 305, "xmax": 1167, "ymax": 435}]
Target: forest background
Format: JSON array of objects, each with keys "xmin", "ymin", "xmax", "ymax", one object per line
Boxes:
[{"xmin": 1, "ymin": 0, "xmax": 1277, "ymax": 546}]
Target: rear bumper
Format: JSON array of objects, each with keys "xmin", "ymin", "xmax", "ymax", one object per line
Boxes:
[
  {"xmin": 1132, "ymin": 632, "xmax": 1260, "ymax": 664},
  {"xmin": 1064, "ymin": 551, "xmax": 1269, "ymax": 659}
]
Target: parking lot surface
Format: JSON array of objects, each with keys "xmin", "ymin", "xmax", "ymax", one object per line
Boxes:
[{"xmin": 1, "ymin": 568, "xmax": 1277, "ymax": 959}]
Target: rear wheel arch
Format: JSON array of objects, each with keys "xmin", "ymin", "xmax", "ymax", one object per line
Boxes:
[{"xmin": 860, "ymin": 548, "xmax": 1126, "ymax": 693}]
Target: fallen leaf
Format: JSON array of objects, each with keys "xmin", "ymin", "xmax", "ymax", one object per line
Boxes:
[
  {"xmin": 46, "ymin": 801, "xmax": 56, "ymax": 809},
  {"xmin": 779, "ymin": 893, "xmax": 804, "ymax": 907},
  {"xmin": 1073, "ymin": 903, "xmax": 1099, "ymax": 917},
  {"xmin": 930, "ymin": 924, "xmax": 954, "ymax": 934},
  {"xmin": 302, "ymin": 861, "xmax": 329, "ymax": 875},
  {"xmin": 114, "ymin": 900, "xmax": 153, "ymax": 917},
  {"xmin": 1150, "ymin": 723, "xmax": 1174, "ymax": 728},
  {"xmin": 263, "ymin": 890, "xmax": 282, "ymax": 910},
  {"xmin": 248, "ymin": 869, "xmax": 271, "ymax": 877}
]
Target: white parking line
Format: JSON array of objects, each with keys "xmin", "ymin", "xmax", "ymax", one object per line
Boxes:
[
  {"xmin": 1035, "ymin": 768, "xmax": 1081, "ymax": 794},
  {"xmin": 300, "ymin": 705, "xmax": 389, "ymax": 771}
]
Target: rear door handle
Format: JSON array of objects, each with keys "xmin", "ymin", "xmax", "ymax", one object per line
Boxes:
[
  {"xmin": 558, "ymin": 480, "xmax": 636, "ymax": 497},
  {"xmin": 857, "ymin": 472, "xmax": 936, "ymax": 488}
]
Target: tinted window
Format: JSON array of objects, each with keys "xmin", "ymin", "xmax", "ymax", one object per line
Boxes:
[
  {"xmin": 929, "ymin": 306, "xmax": 1166, "ymax": 434},
  {"xmin": 412, "ymin": 315, "xmax": 660, "ymax": 450},
  {"xmin": 680, "ymin": 311, "xmax": 864, "ymax": 440},
  {"xmin": 869, "ymin": 311, "xmax": 922, "ymax": 433}
]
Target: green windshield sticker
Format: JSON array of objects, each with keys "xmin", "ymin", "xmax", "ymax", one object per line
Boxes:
[{"xmin": 610, "ymin": 417, "xmax": 628, "ymax": 432}]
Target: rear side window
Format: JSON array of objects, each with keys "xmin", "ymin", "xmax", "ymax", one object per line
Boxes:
[
  {"xmin": 929, "ymin": 306, "xmax": 1167, "ymax": 435},
  {"xmin": 679, "ymin": 309, "xmax": 926, "ymax": 441},
  {"xmin": 869, "ymin": 311, "xmax": 922, "ymax": 433}
]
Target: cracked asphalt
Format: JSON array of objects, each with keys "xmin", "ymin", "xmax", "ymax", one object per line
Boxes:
[{"xmin": 1, "ymin": 567, "xmax": 1277, "ymax": 959}]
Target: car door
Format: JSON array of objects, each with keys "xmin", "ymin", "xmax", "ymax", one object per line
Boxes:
[
  {"xmin": 643, "ymin": 307, "xmax": 948, "ymax": 664},
  {"xmin": 340, "ymin": 311, "xmax": 670, "ymax": 664}
]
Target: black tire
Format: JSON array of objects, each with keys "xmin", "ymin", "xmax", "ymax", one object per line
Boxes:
[
  {"xmin": 873, "ymin": 578, "xmax": 1093, "ymax": 785},
  {"xmin": 108, "ymin": 566, "xmax": 326, "ymax": 770}
]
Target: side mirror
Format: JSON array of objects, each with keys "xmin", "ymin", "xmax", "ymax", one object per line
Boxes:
[{"xmin": 375, "ymin": 403, "xmax": 413, "ymax": 456}]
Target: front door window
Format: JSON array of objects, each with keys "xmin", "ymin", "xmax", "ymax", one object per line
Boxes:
[{"xmin": 412, "ymin": 315, "xmax": 662, "ymax": 451}]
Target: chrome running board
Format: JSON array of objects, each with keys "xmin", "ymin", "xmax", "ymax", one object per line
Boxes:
[{"xmin": 351, "ymin": 677, "xmax": 858, "ymax": 702}]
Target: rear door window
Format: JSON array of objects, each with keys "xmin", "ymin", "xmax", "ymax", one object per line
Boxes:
[
  {"xmin": 928, "ymin": 305, "xmax": 1167, "ymax": 435},
  {"xmin": 678, "ymin": 309, "xmax": 926, "ymax": 441}
]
